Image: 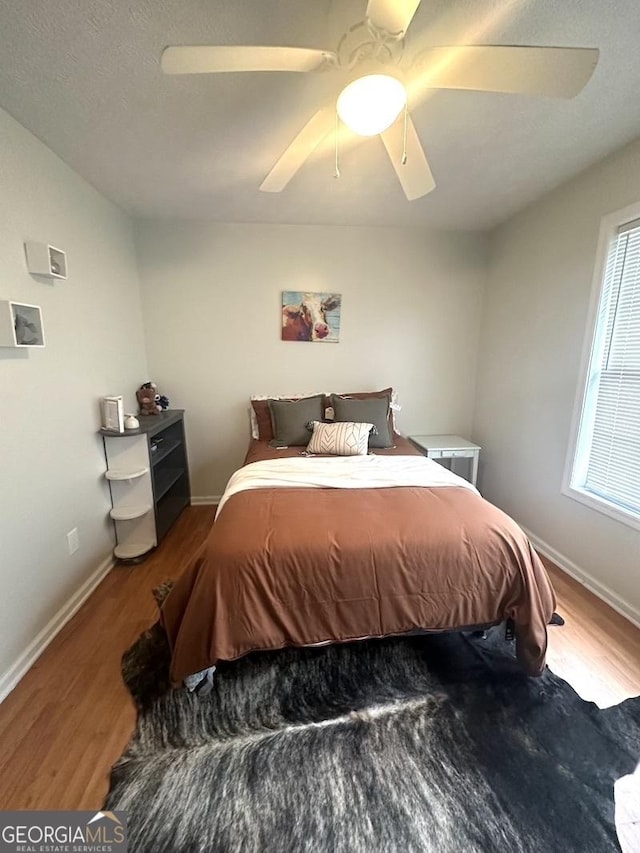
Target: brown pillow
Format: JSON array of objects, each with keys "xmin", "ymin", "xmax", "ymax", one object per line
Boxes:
[
  {"xmin": 250, "ymin": 399, "xmax": 274, "ymax": 441},
  {"xmin": 340, "ymin": 387, "xmax": 392, "ymax": 399}
]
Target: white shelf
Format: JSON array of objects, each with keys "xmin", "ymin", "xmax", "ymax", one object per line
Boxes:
[
  {"xmin": 104, "ymin": 466, "xmax": 149, "ymax": 481},
  {"xmin": 101, "ymin": 412, "xmax": 189, "ymax": 563},
  {"xmin": 113, "ymin": 541, "xmax": 155, "ymax": 560},
  {"xmin": 24, "ymin": 241, "xmax": 67, "ymax": 279},
  {"xmin": 109, "ymin": 504, "xmax": 152, "ymax": 521}
]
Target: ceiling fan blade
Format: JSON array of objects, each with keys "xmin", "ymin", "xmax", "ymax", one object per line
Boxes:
[
  {"xmin": 381, "ymin": 114, "xmax": 435, "ymax": 201},
  {"xmin": 260, "ymin": 105, "xmax": 335, "ymax": 193},
  {"xmin": 414, "ymin": 45, "xmax": 599, "ymax": 98},
  {"xmin": 161, "ymin": 45, "xmax": 336, "ymax": 75},
  {"xmin": 366, "ymin": 0, "xmax": 422, "ymax": 36}
]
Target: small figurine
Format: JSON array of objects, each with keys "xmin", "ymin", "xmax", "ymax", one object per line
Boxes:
[{"xmin": 137, "ymin": 382, "xmax": 162, "ymax": 416}]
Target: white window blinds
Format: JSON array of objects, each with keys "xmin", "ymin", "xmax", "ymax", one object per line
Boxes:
[{"xmin": 574, "ymin": 218, "xmax": 640, "ymax": 516}]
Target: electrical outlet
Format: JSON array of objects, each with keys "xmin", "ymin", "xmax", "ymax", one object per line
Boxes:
[{"xmin": 67, "ymin": 527, "xmax": 79, "ymax": 555}]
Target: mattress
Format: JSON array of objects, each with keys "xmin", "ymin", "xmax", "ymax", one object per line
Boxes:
[{"xmin": 161, "ymin": 438, "xmax": 556, "ymax": 684}]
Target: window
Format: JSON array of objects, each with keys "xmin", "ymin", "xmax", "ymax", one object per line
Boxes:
[{"xmin": 566, "ymin": 205, "xmax": 640, "ymax": 528}]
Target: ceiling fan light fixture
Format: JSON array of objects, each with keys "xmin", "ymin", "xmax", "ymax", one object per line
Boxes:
[{"xmin": 336, "ymin": 73, "xmax": 406, "ymax": 136}]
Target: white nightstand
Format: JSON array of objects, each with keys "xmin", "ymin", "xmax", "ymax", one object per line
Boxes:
[{"xmin": 409, "ymin": 434, "xmax": 481, "ymax": 487}]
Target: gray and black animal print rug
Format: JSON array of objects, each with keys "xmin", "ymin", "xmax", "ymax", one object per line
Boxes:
[{"xmin": 107, "ymin": 620, "xmax": 640, "ymax": 853}]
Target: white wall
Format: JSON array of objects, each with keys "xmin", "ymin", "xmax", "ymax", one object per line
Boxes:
[
  {"xmin": 0, "ymin": 107, "xmax": 147, "ymax": 695},
  {"xmin": 135, "ymin": 221, "xmax": 487, "ymax": 498},
  {"xmin": 474, "ymin": 138, "xmax": 640, "ymax": 622}
]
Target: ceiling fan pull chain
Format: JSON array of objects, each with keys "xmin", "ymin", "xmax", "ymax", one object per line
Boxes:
[
  {"xmin": 334, "ymin": 111, "xmax": 341, "ymax": 179},
  {"xmin": 401, "ymin": 102, "xmax": 408, "ymax": 165}
]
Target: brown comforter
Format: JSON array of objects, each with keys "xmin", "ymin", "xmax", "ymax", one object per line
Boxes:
[{"xmin": 162, "ymin": 437, "xmax": 556, "ymax": 683}]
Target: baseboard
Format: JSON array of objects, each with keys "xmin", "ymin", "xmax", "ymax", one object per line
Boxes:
[
  {"xmin": 522, "ymin": 526, "xmax": 640, "ymax": 631},
  {"xmin": 191, "ymin": 496, "xmax": 221, "ymax": 506},
  {"xmin": 0, "ymin": 554, "xmax": 115, "ymax": 704}
]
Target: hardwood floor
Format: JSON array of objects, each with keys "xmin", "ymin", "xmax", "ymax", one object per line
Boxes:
[
  {"xmin": 0, "ymin": 506, "xmax": 638, "ymax": 810},
  {"xmin": 543, "ymin": 556, "xmax": 640, "ymax": 708},
  {"xmin": 0, "ymin": 506, "xmax": 216, "ymax": 811}
]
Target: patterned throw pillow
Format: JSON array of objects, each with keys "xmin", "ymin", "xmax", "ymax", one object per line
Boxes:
[{"xmin": 306, "ymin": 421, "xmax": 375, "ymax": 456}]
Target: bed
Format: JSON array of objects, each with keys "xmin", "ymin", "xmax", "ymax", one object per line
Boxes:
[{"xmin": 161, "ymin": 401, "xmax": 556, "ymax": 686}]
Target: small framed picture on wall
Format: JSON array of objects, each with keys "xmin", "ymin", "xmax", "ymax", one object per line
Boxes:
[
  {"xmin": 282, "ymin": 291, "xmax": 341, "ymax": 342},
  {"xmin": 11, "ymin": 302, "xmax": 45, "ymax": 347}
]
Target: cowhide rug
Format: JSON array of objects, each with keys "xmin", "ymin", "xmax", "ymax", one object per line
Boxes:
[{"xmin": 107, "ymin": 601, "xmax": 640, "ymax": 853}]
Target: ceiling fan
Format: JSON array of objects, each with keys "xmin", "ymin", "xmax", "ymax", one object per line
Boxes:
[{"xmin": 161, "ymin": 0, "xmax": 599, "ymax": 201}]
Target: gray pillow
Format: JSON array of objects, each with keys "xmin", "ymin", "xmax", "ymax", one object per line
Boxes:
[
  {"xmin": 268, "ymin": 395, "xmax": 325, "ymax": 445},
  {"xmin": 330, "ymin": 394, "xmax": 393, "ymax": 448}
]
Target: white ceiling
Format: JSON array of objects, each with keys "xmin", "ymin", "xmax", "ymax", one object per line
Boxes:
[{"xmin": 0, "ymin": 0, "xmax": 639, "ymax": 229}]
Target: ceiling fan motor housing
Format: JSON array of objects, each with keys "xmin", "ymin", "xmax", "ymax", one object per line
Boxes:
[{"xmin": 335, "ymin": 18, "xmax": 405, "ymax": 71}]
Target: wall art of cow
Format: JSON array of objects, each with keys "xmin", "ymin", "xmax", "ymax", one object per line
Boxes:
[{"xmin": 281, "ymin": 291, "xmax": 342, "ymax": 342}]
